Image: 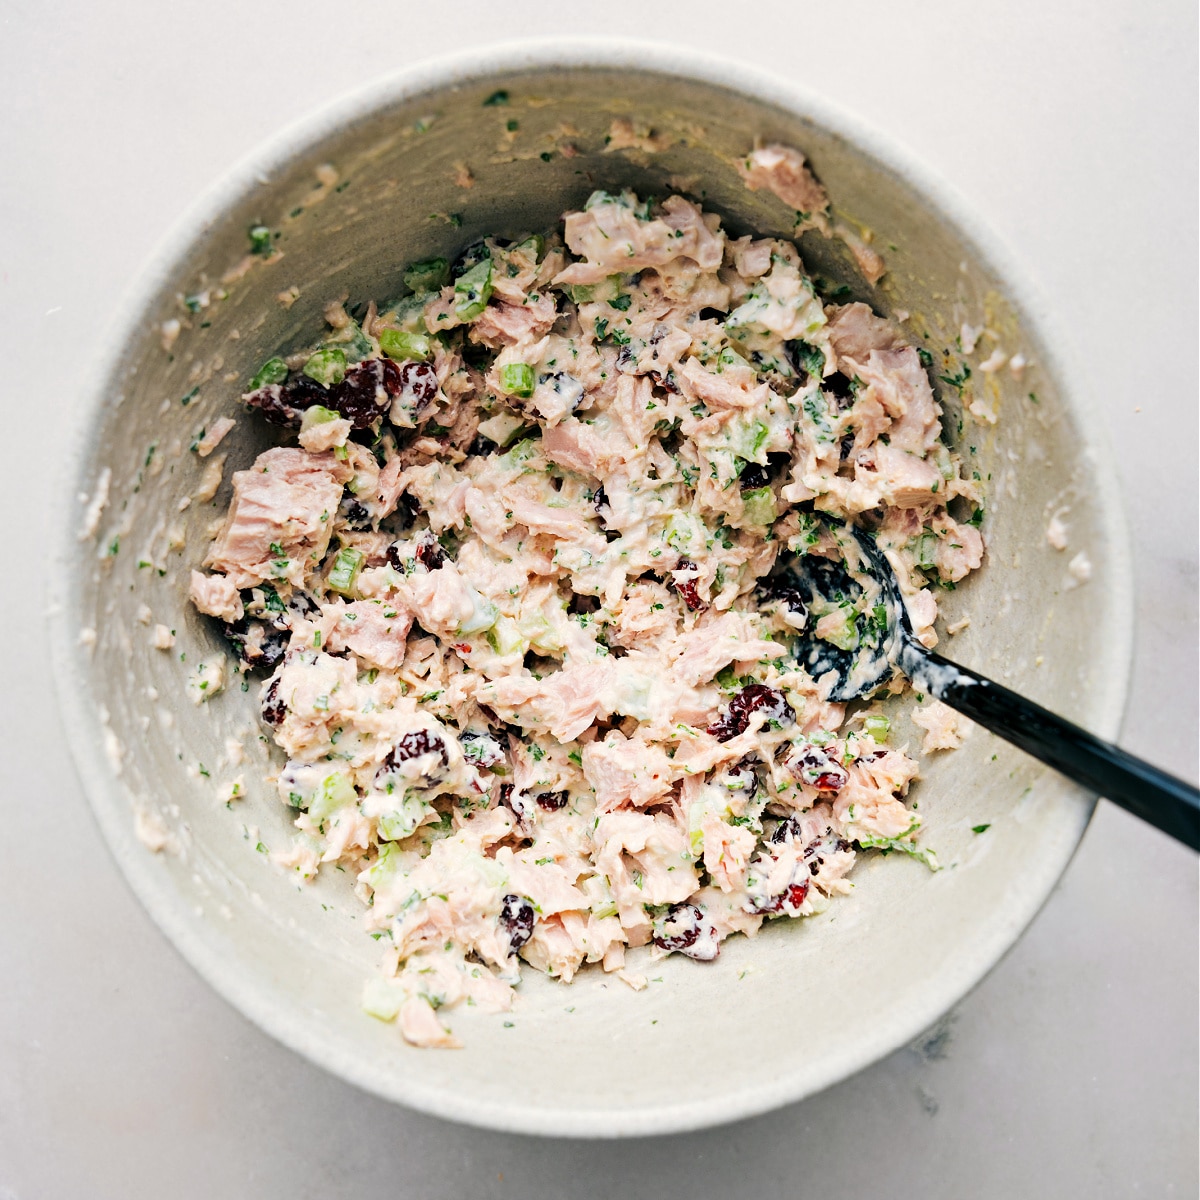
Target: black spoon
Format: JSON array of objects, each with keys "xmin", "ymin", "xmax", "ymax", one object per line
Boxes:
[{"xmin": 775, "ymin": 522, "xmax": 1200, "ymax": 850}]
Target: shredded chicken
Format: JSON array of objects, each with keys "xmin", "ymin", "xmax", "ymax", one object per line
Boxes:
[{"xmin": 186, "ymin": 157, "xmax": 985, "ymax": 1048}]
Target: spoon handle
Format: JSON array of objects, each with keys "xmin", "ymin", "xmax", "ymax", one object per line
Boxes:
[{"xmin": 904, "ymin": 649, "xmax": 1200, "ymax": 850}]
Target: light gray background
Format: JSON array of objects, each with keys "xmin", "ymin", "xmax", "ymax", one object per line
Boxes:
[{"xmin": 1, "ymin": 1, "xmax": 1196, "ymax": 1196}]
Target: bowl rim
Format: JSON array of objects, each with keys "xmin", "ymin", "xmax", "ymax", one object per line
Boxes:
[{"xmin": 47, "ymin": 36, "xmax": 1134, "ymax": 1137}]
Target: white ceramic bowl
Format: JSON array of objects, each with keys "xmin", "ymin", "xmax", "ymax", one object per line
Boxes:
[{"xmin": 50, "ymin": 40, "xmax": 1132, "ymax": 1136}]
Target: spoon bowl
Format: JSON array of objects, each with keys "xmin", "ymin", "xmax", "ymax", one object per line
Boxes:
[{"xmin": 785, "ymin": 524, "xmax": 1200, "ymax": 848}]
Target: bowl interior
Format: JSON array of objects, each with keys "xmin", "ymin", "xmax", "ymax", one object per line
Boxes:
[{"xmin": 54, "ymin": 54, "xmax": 1129, "ymax": 1135}]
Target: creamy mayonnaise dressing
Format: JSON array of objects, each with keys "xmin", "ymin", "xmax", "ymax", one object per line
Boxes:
[{"xmin": 184, "ymin": 156, "xmax": 987, "ymax": 1046}]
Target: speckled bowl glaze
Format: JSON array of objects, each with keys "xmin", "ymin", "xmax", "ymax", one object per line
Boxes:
[{"xmin": 49, "ymin": 40, "xmax": 1132, "ymax": 1136}]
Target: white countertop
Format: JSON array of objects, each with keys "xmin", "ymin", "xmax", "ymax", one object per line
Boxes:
[{"xmin": 1, "ymin": 2, "xmax": 1195, "ymax": 1196}]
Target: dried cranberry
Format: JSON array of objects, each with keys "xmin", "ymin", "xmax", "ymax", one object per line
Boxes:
[
  {"xmin": 248, "ymin": 374, "xmax": 331, "ymax": 426},
  {"xmin": 498, "ymin": 893, "xmax": 535, "ymax": 954},
  {"xmin": 230, "ymin": 619, "xmax": 288, "ymax": 674},
  {"xmin": 342, "ymin": 499, "xmax": 373, "ymax": 530},
  {"xmin": 771, "ymin": 816, "xmax": 802, "ymax": 845},
  {"xmin": 652, "ymin": 369, "xmax": 679, "ymax": 394},
  {"xmin": 394, "ymin": 491, "xmax": 421, "ymax": 530},
  {"xmin": 384, "ymin": 729, "xmax": 449, "ymax": 771},
  {"xmin": 394, "ymin": 361, "xmax": 438, "ymax": 419},
  {"xmin": 243, "ymin": 384, "xmax": 299, "ymax": 426},
  {"xmin": 786, "ymin": 743, "xmax": 848, "ymax": 792},
  {"xmin": 593, "ymin": 484, "xmax": 609, "ymax": 516},
  {"xmin": 652, "ymin": 902, "xmax": 719, "ymax": 961},
  {"xmin": 535, "ymin": 791, "xmax": 568, "ymax": 811},
  {"xmin": 326, "ymin": 358, "xmax": 399, "ymax": 429},
  {"xmin": 720, "ymin": 758, "xmax": 759, "ymax": 802},
  {"xmin": 288, "ymin": 591, "xmax": 320, "ymax": 619},
  {"xmin": 376, "ymin": 730, "xmax": 448, "ymax": 795},
  {"xmin": 758, "ymin": 577, "xmax": 808, "ymax": 621},
  {"xmin": 739, "ymin": 462, "xmax": 769, "ymax": 490},
  {"xmin": 749, "ymin": 873, "xmax": 810, "ymax": 915},
  {"xmin": 652, "ymin": 903, "xmax": 701, "ymax": 952},
  {"xmin": 460, "ymin": 730, "xmax": 504, "ymax": 768},
  {"xmin": 261, "ymin": 676, "xmax": 286, "ymax": 726},
  {"xmin": 499, "ymin": 783, "xmax": 533, "ymax": 830},
  {"xmin": 414, "ymin": 531, "xmax": 446, "ymax": 571},
  {"xmin": 672, "ymin": 557, "xmax": 706, "ymax": 612},
  {"xmin": 257, "ymin": 626, "xmax": 288, "ymax": 671},
  {"xmin": 708, "ymin": 684, "xmax": 794, "ymax": 742},
  {"xmin": 221, "ymin": 616, "xmax": 250, "ymax": 652},
  {"xmin": 386, "ymin": 542, "xmax": 406, "ymax": 573}
]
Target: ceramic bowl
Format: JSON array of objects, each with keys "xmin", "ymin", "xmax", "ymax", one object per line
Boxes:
[{"xmin": 50, "ymin": 40, "xmax": 1131, "ymax": 1136}]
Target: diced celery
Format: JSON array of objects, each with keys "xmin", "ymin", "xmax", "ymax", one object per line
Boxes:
[
  {"xmin": 496, "ymin": 437, "xmax": 540, "ymax": 472},
  {"xmin": 687, "ymin": 802, "xmax": 707, "ymax": 857},
  {"xmin": 664, "ymin": 512, "xmax": 704, "ymax": 556},
  {"xmin": 379, "ymin": 329, "xmax": 431, "ymax": 362},
  {"xmin": 741, "ymin": 486, "xmax": 777, "ymax": 528},
  {"xmin": 458, "ymin": 589, "xmax": 499, "ymax": 636},
  {"xmin": 580, "ymin": 874, "xmax": 618, "ymax": 916},
  {"xmin": 302, "ymin": 347, "xmax": 347, "ymax": 387},
  {"xmin": 386, "ymin": 292, "xmax": 432, "ymax": 335},
  {"xmin": 912, "ymin": 531, "xmax": 938, "ymax": 571},
  {"xmin": 518, "ymin": 612, "xmax": 564, "ymax": 655},
  {"xmin": 856, "ymin": 833, "xmax": 938, "ymax": 870},
  {"xmin": 715, "ymin": 665, "xmax": 741, "ymax": 692},
  {"xmin": 362, "ymin": 978, "xmax": 404, "ymax": 1022},
  {"xmin": 361, "ymin": 842, "xmax": 404, "ymax": 890},
  {"xmin": 248, "ymin": 224, "xmax": 272, "ymax": 255},
  {"xmin": 499, "ymin": 362, "xmax": 535, "ymax": 398},
  {"xmin": 512, "ymin": 234, "xmax": 544, "ymax": 261},
  {"xmin": 308, "ymin": 771, "xmax": 357, "ymax": 824},
  {"xmin": 248, "ymin": 356, "xmax": 288, "ymax": 390},
  {"xmin": 724, "ymin": 290, "xmax": 768, "ymax": 340},
  {"xmin": 322, "ymin": 321, "xmax": 372, "ymax": 363},
  {"xmin": 717, "ymin": 345, "xmax": 751, "ymax": 373},
  {"xmin": 726, "ymin": 413, "xmax": 771, "ymax": 462},
  {"xmin": 483, "ymin": 615, "xmax": 524, "ymax": 655},
  {"xmin": 609, "ymin": 668, "xmax": 652, "ymax": 721},
  {"xmin": 454, "ymin": 259, "xmax": 493, "ymax": 321},
  {"xmin": 300, "ymin": 405, "xmax": 341, "ymax": 431},
  {"xmin": 820, "ymin": 607, "xmax": 859, "ymax": 652},
  {"xmin": 474, "ymin": 853, "xmax": 508, "ymax": 889},
  {"xmin": 584, "ymin": 189, "xmax": 618, "ymax": 210},
  {"xmin": 403, "ymin": 256, "xmax": 450, "ymax": 295},
  {"xmin": 568, "ymin": 275, "xmax": 621, "ymax": 304},
  {"xmin": 864, "ymin": 713, "xmax": 890, "ymax": 742},
  {"xmin": 328, "ymin": 546, "xmax": 365, "ymax": 594},
  {"xmin": 476, "ymin": 411, "xmax": 527, "ymax": 447},
  {"xmin": 378, "ymin": 792, "xmax": 430, "ymax": 841}
]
